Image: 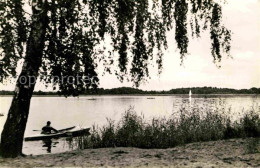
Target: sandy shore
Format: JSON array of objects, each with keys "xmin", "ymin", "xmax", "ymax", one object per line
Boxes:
[{"xmin": 0, "ymin": 138, "xmax": 259, "ymax": 168}]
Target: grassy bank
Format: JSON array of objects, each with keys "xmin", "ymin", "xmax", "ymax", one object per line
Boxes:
[{"xmin": 69, "ymin": 101, "xmax": 260, "ymax": 150}]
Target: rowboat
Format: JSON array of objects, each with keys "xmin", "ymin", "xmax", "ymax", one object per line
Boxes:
[{"xmin": 24, "ymin": 126, "xmax": 90, "ymax": 141}]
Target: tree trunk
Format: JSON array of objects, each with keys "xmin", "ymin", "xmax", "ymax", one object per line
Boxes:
[{"xmin": 0, "ymin": 1, "xmax": 48, "ymax": 158}]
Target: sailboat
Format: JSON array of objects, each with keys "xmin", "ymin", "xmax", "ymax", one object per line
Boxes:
[{"xmin": 189, "ymin": 90, "xmax": 192, "ymax": 103}]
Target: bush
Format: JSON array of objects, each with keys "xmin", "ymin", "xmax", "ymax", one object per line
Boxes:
[{"xmin": 69, "ymin": 102, "xmax": 260, "ymax": 149}]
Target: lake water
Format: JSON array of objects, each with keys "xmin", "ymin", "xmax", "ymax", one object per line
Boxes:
[{"xmin": 0, "ymin": 94, "xmax": 259, "ymax": 155}]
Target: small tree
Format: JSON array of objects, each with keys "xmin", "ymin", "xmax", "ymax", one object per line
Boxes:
[{"xmin": 0, "ymin": 0, "xmax": 231, "ymax": 157}]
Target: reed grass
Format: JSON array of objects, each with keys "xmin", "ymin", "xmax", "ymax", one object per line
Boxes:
[{"xmin": 69, "ymin": 100, "xmax": 260, "ymax": 150}]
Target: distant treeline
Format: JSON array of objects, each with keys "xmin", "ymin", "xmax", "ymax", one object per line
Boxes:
[
  {"xmin": 83, "ymin": 87, "xmax": 260, "ymax": 95},
  {"xmin": 1, "ymin": 87, "xmax": 260, "ymax": 95},
  {"xmin": 0, "ymin": 90, "xmax": 57, "ymax": 95}
]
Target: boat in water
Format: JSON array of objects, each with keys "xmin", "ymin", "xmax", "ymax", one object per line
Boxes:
[
  {"xmin": 25, "ymin": 126, "xmax": 90, "ymax": 141},
  {"xmin": 189, "ymin": 90, "xmax": 192, "ymax": 103}
]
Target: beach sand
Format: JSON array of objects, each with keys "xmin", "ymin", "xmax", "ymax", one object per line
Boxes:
[{"xmin": 0, "ymin": 138, "xmax": 259, "ymax": 168}]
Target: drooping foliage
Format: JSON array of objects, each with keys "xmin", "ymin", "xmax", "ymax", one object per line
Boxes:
[
  {"xmin": 0, "ymin": 0, "xmax": 231, "ymax": 96},
  {"xmin": 0, "ymin": 0, "xmax": 27, "ymax": 80}
]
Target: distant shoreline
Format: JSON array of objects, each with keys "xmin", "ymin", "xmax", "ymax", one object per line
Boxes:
[
  {"xmin": 0, "ymin": 93, "xmax": 259, "ymax": 97},
  {"xmin": 1, "ymin": 87, "xmax": 260, "ymax": 96}
]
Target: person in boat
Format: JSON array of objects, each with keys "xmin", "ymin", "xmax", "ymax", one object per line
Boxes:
[{"xmin": 41, "ymin": 121, "xmax": 59, "ymax": 134}]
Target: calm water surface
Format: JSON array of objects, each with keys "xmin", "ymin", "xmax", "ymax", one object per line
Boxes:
[{"xmin": 0, "ymin": 94, "xmax": 259, "ymax": 155}]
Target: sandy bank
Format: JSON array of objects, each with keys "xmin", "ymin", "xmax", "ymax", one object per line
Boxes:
[{"xmin": 0, "ymin": 138, "xmax": 259, "ymax": 168}]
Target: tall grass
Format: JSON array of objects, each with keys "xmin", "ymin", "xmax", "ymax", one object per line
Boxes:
[{"xmin": 69, "ymin": 101, "xmax": 260, "ymax": 149}]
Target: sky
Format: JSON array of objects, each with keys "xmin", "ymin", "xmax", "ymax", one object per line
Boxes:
[
  {"xmin": 100, "ymin": 0, "xmax": 260, "ymax": 91},
  {"xmin": 0, "ymin": 0, "xmax": 259, "ymax": 91}
]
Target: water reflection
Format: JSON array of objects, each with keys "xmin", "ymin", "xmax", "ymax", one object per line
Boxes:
[{"xmin": 42, "ymin": 139, "xmax": 59, "ymax": 153}]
